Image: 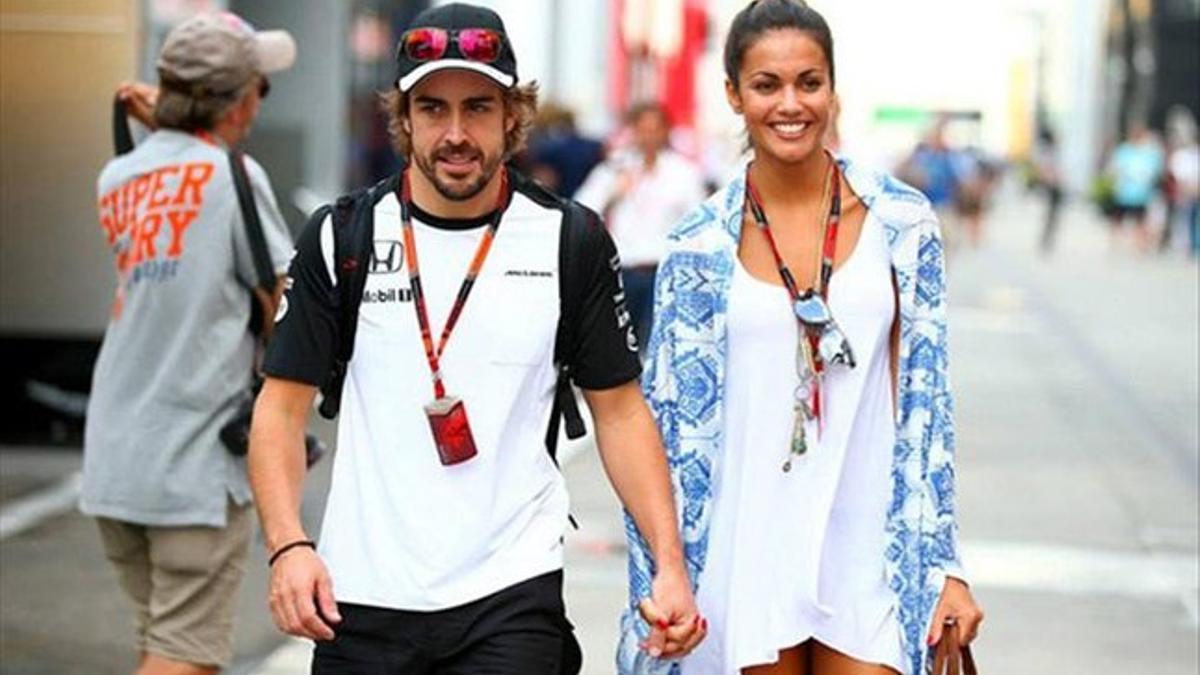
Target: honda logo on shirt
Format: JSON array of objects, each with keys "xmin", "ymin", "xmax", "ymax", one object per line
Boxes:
[{"xmin": 370, "ymin": 240, "xmax": 403, "ymax": 274}]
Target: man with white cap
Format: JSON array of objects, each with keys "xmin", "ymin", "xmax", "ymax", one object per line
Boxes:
[
  {"xmin": 81, "ymin": 12, "xmax": 296, "ymax": 675},
  {"xmin": 250, "ymin": 3, "xmax": 705, "ymax": 673}
]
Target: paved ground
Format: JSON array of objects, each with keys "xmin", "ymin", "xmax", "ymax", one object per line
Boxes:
[{"xmin": 1, "ymin": 183, "xmax": 1197, "ymax": 674}]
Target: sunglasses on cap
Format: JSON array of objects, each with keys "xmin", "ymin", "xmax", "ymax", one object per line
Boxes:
[{"xmin": 399, "ymin": 27, "xmax": 504, "ymax": 64}]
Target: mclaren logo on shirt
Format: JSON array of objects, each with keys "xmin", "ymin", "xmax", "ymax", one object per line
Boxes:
[
  {"xmin": 504, "ymin": 269, "xmax": 553, "ymax": 278},
  {"xmin": 369, "ymin": 240, "xmax": 403, "ymax": 274}
]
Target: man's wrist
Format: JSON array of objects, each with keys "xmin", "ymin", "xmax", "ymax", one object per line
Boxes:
[
  {"xmin": 652, "ymin": 545, "xmax": 686, "ymax": 577},
  {"xmin": 265, "ymin": 526, "xmax": 309, "ymax": 553},
  {"xmin": 268, "ymin": 539, "xmax": 316, "ymax": 567}
]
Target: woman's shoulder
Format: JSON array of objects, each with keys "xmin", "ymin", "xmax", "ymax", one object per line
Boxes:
[
  {"xmin": 672, "ymin": 168, "xmax": 744, "ymax": 236},
  {"xmin": 666, "ymin": 172, "xmax": 745, "ymax": 247},
  {"xmin": 841, "ymin": 155, "xmax": 938, "ymax": 233}
]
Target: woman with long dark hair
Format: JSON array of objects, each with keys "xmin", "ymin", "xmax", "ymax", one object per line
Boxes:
[{"xmin": 619, "ymin": 2, "xmax": 982, "ymax": 673}]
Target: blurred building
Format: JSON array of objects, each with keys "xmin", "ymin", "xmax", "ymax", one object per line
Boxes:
[
  {"xmin": 1101, "ymin": 0, "xmax": 1200, "ymax": 142},
  {"xmin": 1, "ymin": 0, "xmax": 145, "ymax": 443}
]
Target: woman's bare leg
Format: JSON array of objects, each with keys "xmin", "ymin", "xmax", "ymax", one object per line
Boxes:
[
  {"xmin": 809, "ymin": 641, "xmax": 900, "ymax": 675},
  {"xmin": 742, "ymin": 641, "xmax": 812, "ymax": 675}
]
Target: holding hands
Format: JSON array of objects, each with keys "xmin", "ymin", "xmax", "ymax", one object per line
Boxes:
[{"xmin": 638, "ymin": 564, "xmax": 707, "ymax": 659}]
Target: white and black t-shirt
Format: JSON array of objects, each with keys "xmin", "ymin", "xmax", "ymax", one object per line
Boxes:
[{"xmin": 265, "ymin": 174, "xmax": 640, "ymax": 610}]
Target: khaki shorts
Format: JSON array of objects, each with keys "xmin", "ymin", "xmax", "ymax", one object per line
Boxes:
[{"xmin": 96, "ymin": 498, "xmax": 253, "ymax": 668}]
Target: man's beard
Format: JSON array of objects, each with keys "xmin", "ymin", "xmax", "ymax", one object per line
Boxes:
[{"xmin": 413, "ymin": 142, "xmax": 504, "ymax": 202}]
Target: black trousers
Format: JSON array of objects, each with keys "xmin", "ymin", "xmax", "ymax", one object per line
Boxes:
[{"xmin": 312, "ymin": 571, "xmax": 582, "ymax": 674}]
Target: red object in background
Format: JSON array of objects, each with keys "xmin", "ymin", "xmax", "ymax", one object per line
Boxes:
[
  {"xmin": 609, "ymin": 0, "xmax": 707, "ymax": 131},
  {"xmin": 609, "ymin": 0, "xmax": 630, "ymax": 116},
  {"xmin": 657, "ymin": 0, "xmax": 707, "ymax": 129}
]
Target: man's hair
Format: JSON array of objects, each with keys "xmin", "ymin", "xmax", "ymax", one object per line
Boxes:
[
  {"xmin": 535, "ymin": 101, "xmax": 576, "ymax": 132},
  {"xmin": 626, "ymin": 100, "xmax": 670, "ymax": 127},
  {"xmin": 380, "ymin": 81, "xmax": 540, "ymax": 159},
  {"xmin": 153, "ymin": 80, "xmax": 255, "ymax": 132}
]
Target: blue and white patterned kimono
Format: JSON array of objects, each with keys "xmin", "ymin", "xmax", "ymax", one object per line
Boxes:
[{"xmin": 618, "ymin": 157, "xmax": 965, "ymax": 675}]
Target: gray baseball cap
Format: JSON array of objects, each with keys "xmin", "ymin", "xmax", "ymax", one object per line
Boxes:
[{"xmin": 157, "ymin": 12, "xmax": 296, "ymax": 97}]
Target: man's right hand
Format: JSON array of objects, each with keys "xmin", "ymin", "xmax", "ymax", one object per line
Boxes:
[{"xmin": 267, "ymin": 546, "xmax": 342, "ymax": 641}]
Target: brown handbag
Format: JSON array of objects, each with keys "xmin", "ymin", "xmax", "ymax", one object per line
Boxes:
[{"xmin": 931, "ymin": 620, "xmax": 978, "ymax": 675}]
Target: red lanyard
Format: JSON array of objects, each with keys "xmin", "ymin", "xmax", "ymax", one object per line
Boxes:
[
  {"xmin": 193, "ymin": 130, "xmax": 218, "ymax": 146},
  {"xmin": 744, "ymin": 155, "xmax": 842, "ymax": 417},
  {"xmin": 399, "ymin": 168, "xmax": 509, "ymax": 400}
]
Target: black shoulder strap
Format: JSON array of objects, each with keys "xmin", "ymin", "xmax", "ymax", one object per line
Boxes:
[
  {"xmin": 229, "ymin": 150, "xmax": 277, "ymax": 295},
  {"xmin": 316, "ymin": 175, "xmax": 391, "ymax": 419},
  {"xmin": 544, "ymin": 200, "xmax": 592, "ymax": 463},
  {"xmin": 112, "ymin": 97, "xmax": 135, "ymax": 156}
]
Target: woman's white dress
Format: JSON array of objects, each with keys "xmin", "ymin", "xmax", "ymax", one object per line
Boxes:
[{"xmin": 683, "ymin": 211, "xmax": 907, "ymax": 674}]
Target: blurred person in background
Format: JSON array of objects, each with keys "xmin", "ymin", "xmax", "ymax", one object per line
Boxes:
[
  {"xmin": 576, "ymin": 102, "xmax": 707, "ymax": 352},
  {"xmin": 524, "ymin": 101, "xmax": 606, "ymax": 197},
  {"xmin": 81, "ymin": 13, "xmax": 296, "ymax": 675},
  {"xmin": 1107, "ymin": 122, "xmax": 1165, "ymax": 251},
  {"xmin": 951, "ymin": 146, "xmax": 999, "ymax": 249},
  {"xmin": 897, "ymin": 117, "xmax": 962, "ymax": 250},
  {"xmin": 1161, "ymin": 106, "xmax": 1199, "ymax": 257},
  {"xmin": 1034, "ymin": 127, "xmax": 1065, "ymax": 255},
  {"xmin": 249, "ymin": 4, "xmax": 703, "ymax": 672},
  {"xmin": 619, "ymin": 1, "xmax": 982, "ymax": 674}
]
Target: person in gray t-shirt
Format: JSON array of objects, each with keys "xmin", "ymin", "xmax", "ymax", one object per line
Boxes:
[{"xmin": 80, "ymin": 12, "xmax": 295, "ymax": 674}]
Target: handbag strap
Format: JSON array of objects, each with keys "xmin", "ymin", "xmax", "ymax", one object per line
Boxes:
[
  {"xmin": 961, "ymin": 641, "xmax": 978, "ymax": 675},
  {"xmin": 932, "ymin": 628, "xmax": 952, "ymax": 675},
  {"xmin": 932, "ymin": 621, "xmax": 978, "ymax": 675}
]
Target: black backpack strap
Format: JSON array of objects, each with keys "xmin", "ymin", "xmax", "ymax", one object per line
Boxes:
[
  {"xmin": 544, "ymin": 201, "xmax": 592, "ymax": 463},
  {"xmin": 546, "ymin": 200, "xmax": 595, "ymax": 530},
  {"xmin": 317, "ymin": 176, "xmax": 391, "ymax": 419}
]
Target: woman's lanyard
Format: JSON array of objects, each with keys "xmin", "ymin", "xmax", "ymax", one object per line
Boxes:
[
  {"xmin": 398, "ymin": 168, "xmax": 509, "ymax": 400},
  {"xmin": 744, "ymin": 156, "xmax": 842, "ymax": 463}
]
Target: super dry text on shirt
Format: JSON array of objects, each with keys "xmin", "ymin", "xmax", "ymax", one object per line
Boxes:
[{"xmin": 97, "ymin": 161, "xmax": 215, "ymax": 317}]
